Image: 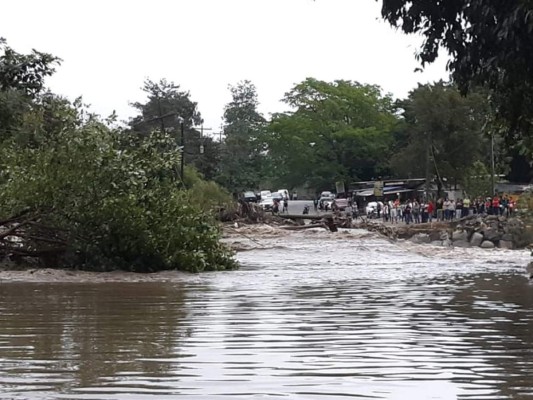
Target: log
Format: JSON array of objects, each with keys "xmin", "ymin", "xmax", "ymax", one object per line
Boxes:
[
  {"xmin": 280, "ymin": 223, "xmax": 329, "ymax": 231},
  {"xmin": 277, "ymin": 213, "xmax": 333, "ymax": 220}
]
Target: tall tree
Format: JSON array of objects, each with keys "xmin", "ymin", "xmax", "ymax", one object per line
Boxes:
[
  {"xmin": 0, "ymin": 38, "xmax": 61, "ymax": 143},
  {"xmin": 390, "ymin": 82, "xmax": 493, "ymax": 194},
  {"xmin": 129, "ymin": 79, "xmax": 220, "ymax": 180},
  {"xmin": 266, "ymin": 78, "xmax": 398, "ymax": 191},
  {"xmin": 379, "ymin": 1, "xmax": 533, "ymax": 158},
  {"xmin": 217, "ymin": 80, "xmax": 266, "ymax": 194}
]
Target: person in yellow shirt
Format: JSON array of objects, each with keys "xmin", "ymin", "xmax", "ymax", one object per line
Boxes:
[{"xmin": 462, "ymin": 197, "xmax": 471, "ymax": 217}]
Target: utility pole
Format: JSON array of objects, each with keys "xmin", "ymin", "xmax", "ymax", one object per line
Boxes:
[
  {"xmin": 425, "ymin": 130, "xmax": 432, "ymax": 201},
  {"xmin": 491, "ymin": 131, "xmax": 495, "ymax": 196},
  {"xmin": 180, "ymin": 120, "xmax": 184, "ymax": 181}
]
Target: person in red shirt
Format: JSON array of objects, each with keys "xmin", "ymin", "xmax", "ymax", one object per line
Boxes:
[
  {"xmin": 427, "ymin": 200, "xmax": 435, "ymax": 222},
  {"xmin": 492, "ymin": 196, "xmax": 500, "ymax": 215}
]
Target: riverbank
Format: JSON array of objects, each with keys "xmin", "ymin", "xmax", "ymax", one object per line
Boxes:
[
  {"xmin": 355, "ymin": 214, "xmax": 533, "ymax": 250},
  {"xmin": 1, "ymin": 214, "xmax": 531, "ymax": 283}
]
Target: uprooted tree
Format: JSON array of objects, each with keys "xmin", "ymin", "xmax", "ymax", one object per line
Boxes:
[{"xmin": 0, "ymin": 39, "xmax": 236, "ymax": 272}]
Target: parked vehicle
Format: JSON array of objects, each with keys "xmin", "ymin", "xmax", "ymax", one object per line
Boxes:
[
  {"xmin": 333, "ymin": 198, "xmax": 349, "ymax": 211},
  {"xmin": 366, "ymin": 201, "xmax": 384, "ymax": 218},
  {"xmin": 259, "ymin": 196, "xmax": 274, "ymax": 211},
  {"xmin": 260, "ymin": 192, "xmax": 284, "ymax": 212},
  {"xmin": 260, "ymin": 190, "xmax": 272, "ymax": 200},
  {"xmin": 319, "ymin": 191, "xmax": 336, "ymax": 210},
  {"xmin": 278, "ymin": 189, "xmax": 289, "ymax": 200},
  {"xmin": 243, "ymin": 191, "xmax": 258, "ymax": 203}
]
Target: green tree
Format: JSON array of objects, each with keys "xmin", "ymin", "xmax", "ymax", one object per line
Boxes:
[
  {"xmin": 0, "ymin": 112, "xmax": 236, "ymax": 272},
  {"xmin": 0, "ymin": 38, "xmax": 61, "ymax": 143},
  {"xmin": 129, "ymin": 78, "xmax": 220, "ymax": 180},
  {"xmin": 0, "ymin": 43, "xmax": 236, "ymax": 273},
  {"xmin": 390, "ymin": 82, "xmax": 493, "ymax": 194},
  {"xmin": 266, "ymin": 78, "xmax": 398, "ymax": 191},
  {"xmin": 217, "ymin": 80, "xmax": 267, "ymax": 194},
  {"xmin": 379, "ymin": 1, "xmax": 533, "ymax": 157}
]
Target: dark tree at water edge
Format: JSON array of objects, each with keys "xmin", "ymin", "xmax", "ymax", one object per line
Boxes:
[
  {"xmin": 216, "ymin": 80, "xmax": 267, "ymax": 195},
  {"xmin": 0, "ymin": 40, "xmax": 236, "ymax": 272},
  {"xmin": 379, "ymin": 0, "xmax": 533, "ymax": 178}
]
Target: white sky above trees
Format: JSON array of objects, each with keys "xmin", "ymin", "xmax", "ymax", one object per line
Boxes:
[{"xmin": 1, "ymin": 0, "xmax": 449, "ymax": 135}]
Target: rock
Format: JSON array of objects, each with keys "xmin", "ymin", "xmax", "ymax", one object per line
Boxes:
[
  {"xmin": 454, "ymin": 240, "xmax": 471, "ymax": 248},
  {"xmin": 470, "ymin": 232, "xmax": 484, "ymax": 247},
  {"xmin": 482, "ymin": 228, "xmax": 502, "ymax": 242},
  {"xmin": 430, "ymin": 240, "xmax": 443, "ymax": 246},
  {"xmin": 440, "ymin": 231, "xmax": 450, "ymax": 241},
  {"xmin": 409, "ymin": 233, "xmax": 431, "ymax": 244},
  {"xmin": 452, "ymin": 230, "xmax": 468, "ymax": 242},
  {"xmin": 442, "ymin": 239, "xmax": 453, "ymax": 247},
  {"xmin": 501, "ymin": 233, "xmax": 513, "ymax": 242},
  {"xmin": 481, "ymin": 240, "xmax": 495, "ymax": 249},
  {"xmin": 498, "ymin": 240, "xmax": 514, "ymax": 249}
]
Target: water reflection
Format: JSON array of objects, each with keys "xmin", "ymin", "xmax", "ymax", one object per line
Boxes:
[
  {"xmin": 0, "ymin": 283, "xmax": 190, "ymax": 398},
  {"xmin": 1, "ymin": 229, "xmax": 533, "ymax": 399}
]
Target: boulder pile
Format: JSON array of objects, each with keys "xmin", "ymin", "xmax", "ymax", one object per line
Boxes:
[{"xmin": 358, "ymin": 215, "xmax": 533, "ymax": 250}]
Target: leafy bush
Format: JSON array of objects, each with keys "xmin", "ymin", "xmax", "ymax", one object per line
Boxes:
[{"xmin": 0, "ymin": 119, "xmax": 237, "ymax": 272}]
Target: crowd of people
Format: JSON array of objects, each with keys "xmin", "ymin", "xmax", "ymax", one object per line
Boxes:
[{"xmin": 362, "ymin": 194, "xmax": 516, "ymax": 225}]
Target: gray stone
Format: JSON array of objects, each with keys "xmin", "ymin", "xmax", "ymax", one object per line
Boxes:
[
  {"xmin": 483, "ymin": 228, "xmax": 502, "ymax": 242},
  {"xmin": 409, "ymin": 233, "xmax": 431, "ymax": 244},
  {"xmin": 498, "ymin": 240, "xmax": 514, "ymax": 249},
  {"xmin": 430, "ymin": 240, "xmax": 443, "ymax": 246},
  {"xmin": 442, "ymin": 239, "xmax": 453, "ymax": 247},
  {"xmin": 470, "ymin": 232, "xmax": 484, "ymax": 247},
  {"xmin": 481, "ymin": 240, "xmax": 495, "ymax": 249},
  {"xmin": 452, "ymin": 230, "xmax": 468, "ymax": 242},
  {"xmin": 439, "ymin": 231, "xmax": 450, "ymax": 241},
  {"xmin": 501, "ymin": 233, "xmax": 513, "ymax": 242},
  {"xmin": 454, "ymin": 240, "xmax": 471, "ymax": 248}
]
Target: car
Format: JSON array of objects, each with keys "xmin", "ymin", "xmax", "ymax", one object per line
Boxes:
[
  {"xmin": 243, "ymin": 191, "xmax": 258, "ymax": 203},
  {"xmin": 260, "ymin": 190, "xmax": 272, "ymax": 200},
  {"xmin": 318, "ymin": 191, "xmax": 336, "ymax": 210},
  {"xmin": 259, "ymin": 196, "xmax": 274, "ymax": 210},
  {"xmin": 260, "ymin": 192, "xmax": 284, "ymax": 211},
  {"xmin": 365, "ymin": 201, "xmax": 384, "ymax": 217},
  {"xmin": 277, "ymin": 189, "xmax": 289, "ymax": 200},
  {"xmin": 333, "ymin": 198, "xmax": 349, "ymax": 211}
]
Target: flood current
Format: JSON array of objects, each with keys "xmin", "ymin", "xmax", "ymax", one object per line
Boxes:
[{"xmin": 1, "ymin": 227, "xmax": 533, "ymax": 399}]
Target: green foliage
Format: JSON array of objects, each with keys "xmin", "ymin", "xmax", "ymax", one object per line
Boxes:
[
  {"xmin": 0, "ymin": 38, "xmax": 60, "ymax": 97},
  {"xmin": 379, "ymin": 1, "xmax": 533, "ymax": 157},
  {"xmin": 390, "ymin": 82, "xmax": 492, "ymax": 188},
  {"xmin": 0, "ymin": 112, "xmax": 236, "ymax": 272},
  {"xmin": 265, "ymin": 78, "xmax": 398, "ymax": 190},
  {"xmin": 462, "ymin": 161, "xmax": 493, "ymax": 199},
  {"xmin": 216, "ymin": 80, "xmax": 267, "ymax": 194},
  {"xmin": 129, "ymin": 78, "xmax": 220, "ymax": 180}
]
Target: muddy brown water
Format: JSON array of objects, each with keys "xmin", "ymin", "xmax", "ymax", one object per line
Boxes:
[{"xmin": 1, "ymin": 228, "xmax": 533, "ymax": 399}]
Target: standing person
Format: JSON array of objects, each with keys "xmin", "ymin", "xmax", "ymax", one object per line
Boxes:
[
  {"xmin": 283, "ymin": 198, "xmax": 288, "ymax": 213},
  {"xmin": 382, "ymin": 202, "xmax": 390, "ymax": 222},
  {"xmin": 462, "ymin": 196, "xmax": 471, "ymax": 217},
  {"xmin": 412, "ymin": 200, "xmax": 421, "ymax": 224},
  {"xmin": 313, "ymin": 198, "xmax": 319, "ymax": 211},
  {"xmin": 436, "ymin": 198, "xmax": 444, "ymax": 221},
  {"xmin": 427, "ymin": 200, "xmax": 435, "ymax": 222},
  {"xmin": 292, "ymin": 191, "xmax": 298, "ymax": 200},
  {"xmin": 272, "ymin": 199, "xmax": 280, "ymax": 214},
  {"xmin": 390, "ymin": 201, "xmax": 398, "ymax": 224},
  {"xmin": 404, "ymin": 201, "xmax": 412, "ymax": 224}
]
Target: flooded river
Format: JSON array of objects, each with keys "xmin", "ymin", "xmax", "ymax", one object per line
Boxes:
[{"xmin": 1, "ymin": 227, "xmax": 533, "ymax": 399}]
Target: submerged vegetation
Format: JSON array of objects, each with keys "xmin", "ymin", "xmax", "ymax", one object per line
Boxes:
[{"xmin": 0, "ymin": 40, "xmax": 235, "ymax": 272}]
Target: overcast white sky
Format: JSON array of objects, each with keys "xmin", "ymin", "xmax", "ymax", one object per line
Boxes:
[{"xmin": 2, "ymin": 0, "xmax": 449, "ymax": 134}]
